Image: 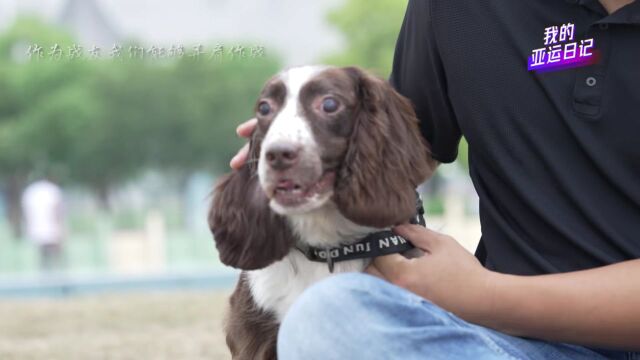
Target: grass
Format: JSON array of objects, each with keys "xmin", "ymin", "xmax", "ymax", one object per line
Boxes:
[{"xmin": 0, "ymin": 290, "xmax": 232, "ymax": 360}]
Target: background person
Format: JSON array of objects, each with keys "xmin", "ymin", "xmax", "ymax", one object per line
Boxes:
[{"xmin": 21, "ymin": 178, "xmax": 65, "ymax": 272}]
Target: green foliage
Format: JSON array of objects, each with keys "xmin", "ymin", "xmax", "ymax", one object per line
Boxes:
[
  {"xmin": 0, "ymin": 18, "xmax": 280, "ymax": 201},
  {"xmin": 324, "ymin": 0, "xmax": 408, "ymax": 77},
  {"xmin": 0, "ymin": 18, "xmax": 82, "ymax": 181},
  {"xmin": 424, "ymin": 196, "xmax": 445, "ymax": 216},
  {"xmin": 457, "ymin": 138, "xmax": 469, "ymax": 169}
]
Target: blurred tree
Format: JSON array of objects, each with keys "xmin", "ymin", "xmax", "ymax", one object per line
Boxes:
[
  {"xmin": 140, "ymin": 54, "xmax": 279, "ymax": 223},
  {"xmin": 68, "ymin": 54, "xmax": 279, "ymax": 208},
  {"xmin": 163, "ymin": 56, "xmax": 279, "ymax": 172},
  {"xmin": 0, "ymin": 18, "xmax": 81, "ymax": 236},
  {"xmin": 0, "ymin": 18, "xmax": 281, "ymax": 233},
  {"xmin": 324, "ymin": 0, "xmax": 407, "ymax": 77}
]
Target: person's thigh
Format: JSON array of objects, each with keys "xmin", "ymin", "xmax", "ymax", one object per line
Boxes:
[{"xmin": 277, "ymin": 273, "xmax": 624, "ymax": 360}]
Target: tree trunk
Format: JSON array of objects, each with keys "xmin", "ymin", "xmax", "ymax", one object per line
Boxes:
[
  {"xmin": 4, "ymin": 174, "xmax": 26, "ymax": 240},
  {"xmin": 96, "ymin": 183, "xmax": 111, "ymax": 211}
]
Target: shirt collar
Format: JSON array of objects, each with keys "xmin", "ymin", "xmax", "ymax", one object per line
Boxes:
[
  {"xmin": 566, "ymin": 0, "xmax": 608, "ymax": 15},
  {"xmin": 566, "ymin": 0, "xmax": 640, "ymax": 24}
]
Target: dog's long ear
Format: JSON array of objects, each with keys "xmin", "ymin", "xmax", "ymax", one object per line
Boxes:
[
  {"xmin": 209, "ymin": 133, "xmax": 296, "ymax": 270},
  {"xmin": 334, "ymin": 67, "xmax": 434, "ymax": 228}
]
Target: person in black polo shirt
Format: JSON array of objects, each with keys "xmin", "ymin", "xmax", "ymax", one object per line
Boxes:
[{"xmin": 234, "ymin": 0, "xmax": 640, "ymax": 358}]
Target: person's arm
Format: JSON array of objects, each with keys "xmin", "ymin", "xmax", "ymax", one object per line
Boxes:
[
  {"xmin": 367, "ymin": 225, "xmax": 640, "ymax": 351},
  {"xmin": 490, "ymin": 257, "xmax": 640, "ymax": 349}
]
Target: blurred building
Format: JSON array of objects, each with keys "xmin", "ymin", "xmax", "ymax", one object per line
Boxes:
[
  {"xmin": 0, "ymin": 0, "xmax": 345, "ymax": 65},
  {"xmin": 57, "ymin": 0, "xmax": 120, "ymax": 48}
]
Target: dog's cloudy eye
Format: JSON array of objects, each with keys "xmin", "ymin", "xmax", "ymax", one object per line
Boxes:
[
  {"xmin": 322, "ymin": 97, "xmax": 339, "ymax": 113},
  {"xmin": 258, "ymin": 101, "xmax": 271, "ymax": 116}
]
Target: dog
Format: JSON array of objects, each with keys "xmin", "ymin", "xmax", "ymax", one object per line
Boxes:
[{"xmin": 209, "ymin": 65, "xmax": 435, "ymax": 359}]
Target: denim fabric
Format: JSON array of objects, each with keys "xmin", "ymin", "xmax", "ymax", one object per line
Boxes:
[{"xmin": 278, "ymin": 273, "xmax": 637, "ymax": 360}]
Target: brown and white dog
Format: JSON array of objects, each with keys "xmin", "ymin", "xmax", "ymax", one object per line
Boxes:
[{"xmin": 209, "ymin": 65, "xmax": 435, "ymax": 359}]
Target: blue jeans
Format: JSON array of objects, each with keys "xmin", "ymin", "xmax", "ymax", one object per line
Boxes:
[{"xmin": 278, "ymin": 273, "xmax": 638, "ymax": 360}]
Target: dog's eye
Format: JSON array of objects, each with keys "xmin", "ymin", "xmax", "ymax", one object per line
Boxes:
[
  {"xmin": 322, "ymin": 97, "xmax": 339, "ymax": 113},
  {"xmin": 258, "ymin": 101, "xmax": 271, "ymax": 116}
]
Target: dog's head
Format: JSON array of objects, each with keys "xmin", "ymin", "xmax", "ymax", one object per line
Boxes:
[
  {"xmin": 255, "ymin": 65, "xmax": 433, "ymax": 227},
  {"xmin": 209, "ymin": 65, "xmax": 434, "ymax": 270}
]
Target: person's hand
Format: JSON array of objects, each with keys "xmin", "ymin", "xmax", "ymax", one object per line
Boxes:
[
  {"xmin": 366, "ymin": 224, "xmax": 498, "ymax": 322},
  {"xmin": 230, "ymin": 118, "xmax": 258, "ymax": 169}
]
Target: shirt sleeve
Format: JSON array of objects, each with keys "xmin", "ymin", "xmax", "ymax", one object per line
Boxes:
[{"xmin": 389, "ymin": 0, "xmax": 462, "ymax": 164}]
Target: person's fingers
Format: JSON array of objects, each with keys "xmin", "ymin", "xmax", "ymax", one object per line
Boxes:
[
  {"xmin": 229, "ymin": 143, "xmax": 250, "ymax": 170},
  {"xmin": 230, "ymin": 119, "xmax": 257, "ymax": 169},
  {"xmin": 236, "ymin": 118, "xmax": 258, "ymax": 138},
  {"xmin": 393, "ymin": 224, "xmax": 441, "ymax": 252},
  {"xmin": 371, "ymin": 253, "xmax": 412, "ymax": 284}
]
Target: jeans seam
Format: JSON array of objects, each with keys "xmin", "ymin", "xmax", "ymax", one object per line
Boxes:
[
  {"xmin": 447, "ymin": 316, "xmax": 524, "ymax": 360},
  {"xmin": 413, "ymin": 297, "xmax": 523, "ymax": 360},
  {"xmin": 473, "ymin": 332, "xmax": 524, "ymax": 360}
]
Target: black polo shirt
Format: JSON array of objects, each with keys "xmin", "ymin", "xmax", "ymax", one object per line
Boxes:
[{"xmin": 390, "ymin": 0, "xmax": 640, "ymax": 275}]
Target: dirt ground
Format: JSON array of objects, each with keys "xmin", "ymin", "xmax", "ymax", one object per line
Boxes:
[{"xmin": 0, "ymin": 291, "xmax": 232, "ymax": 360}]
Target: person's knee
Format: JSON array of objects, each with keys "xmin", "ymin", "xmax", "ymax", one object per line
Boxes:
[
  {"xmin": 277, "ymin": 273, "xmax": 470, "ymax": 359},
  {"xmin": 278, "ymin": 272, "xmax": 452, "ymax": 336},
  {"xmin": 277, "ymin": 273, "xmax": 381, "ymax": 355},
  {"xmin": 279, "ymin": 273, "xmax": 376, "ymax": 328}
]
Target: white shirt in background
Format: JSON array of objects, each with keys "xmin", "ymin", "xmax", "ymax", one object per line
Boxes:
[{"xmin": 21, "ymin": 180, "xmax": 64, "ymax": 245}]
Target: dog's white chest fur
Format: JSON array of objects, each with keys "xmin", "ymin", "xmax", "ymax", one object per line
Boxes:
[
  {"xmin": 247, "ymin": 202, "xmax": 375, "ymax": 321},
  {"xmin": 247, "ymin": 251, "xmax": 368, "ymax": 321}
]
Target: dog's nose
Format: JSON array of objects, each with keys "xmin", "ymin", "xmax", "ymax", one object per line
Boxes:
[{"xmin": 266, "ymin": 143, "xmax": 300, "ymax": 171}]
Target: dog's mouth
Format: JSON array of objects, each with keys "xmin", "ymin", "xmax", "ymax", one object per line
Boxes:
[{"xmin": 270, "ymin": 170, "xmax": 336, "ymax": 207}]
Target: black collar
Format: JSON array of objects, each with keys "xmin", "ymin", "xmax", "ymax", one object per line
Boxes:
[{"xmin": 296, "ymin": 194, "xmax": 426, "ymax": 272}]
